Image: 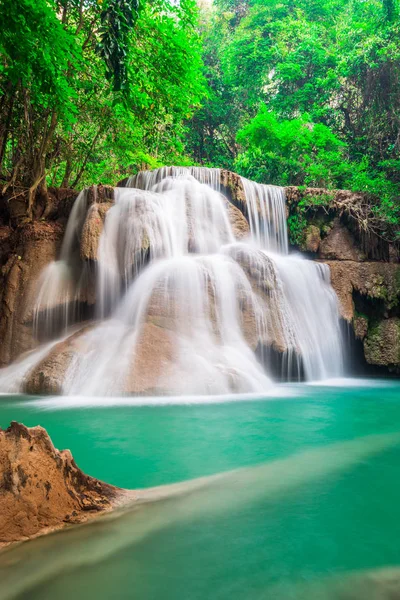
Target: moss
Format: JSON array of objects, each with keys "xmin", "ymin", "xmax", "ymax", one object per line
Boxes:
[
  {"xmin": 364, "ymin": 318, "xmax": 400, "ymax": 366},
  {"xmin": 287, "ymin": 189, "xmax": 336, "ymax": 247},
  {"xmin": 354, "ymin": 310, "xmax": 369, "ymax": 321},
  {"xmin": 353, "ymin": 313, "xmax": 369, "ymax": 340},
  {"xmin": 299, "ymin": 192, "xmax": 335, "ymax": 207},
  {"xmin": 395, "ymin": 267, "xmax": 400, "ymax": 296}
]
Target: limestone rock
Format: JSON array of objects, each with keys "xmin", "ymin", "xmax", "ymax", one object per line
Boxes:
[
  {"xmin": 0, "ymin": 222, "xmax": 65, "ymax": 365},
  {"xmin": 24, "ymin": 324, "xmax": 95, "ymax": 395},
  {"xmin": 364, "ymin": 318, "xmax": 400, "ymax": 370},
  {"xmin": 23, "ymin": 320, "xmax": 177, "ymax": 396},
  {"xmin": 319, "ymin": 219, "xmax": 363, "ymax": 261},
  {"xmin": 324, "ymin": 259, "xmax": 399, "ymax": 370},
  {"xmin": 80, "ymin": 202, "xmax": 113, "ymax": 261},
  {"xmin": 226, "ymin": 246, "xmax": 288, "ymax": 353},
  {"xmin": 87, "ymin": 184, "xmax": 114, "ymax": 205},
  {"xmin": 353, "ymin": 315, "xmax": 369, "ymax": 340},
  {"xmin": 0, "ymin": 422, "xmax": 124, "ymax": 545},
  {"xmin": 302, "ymin": 225, "xmax": 321, "ymax": 253},
  {"xmin": 126, "ymin": 322, "xmax": 177, "ymax": 394},
  {"xmin": 220, "ymin": 169, "xmax": 247, "ymax": 216},
  {"xmin": 225, "ymin": 200, "xmax": 250, "ymax": 240},
  {"xmin": 324, "ymin": 260, "xmax": 400, "ymax": 321}
]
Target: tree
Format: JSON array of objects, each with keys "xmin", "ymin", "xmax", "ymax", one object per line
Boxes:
[
  {"xmin": 187, "ymin": 0, "xmax": 400, "ymax": 236},
  {"xmin": 0, "ymin": 0, "xmax": 205, "ymax": 217}
]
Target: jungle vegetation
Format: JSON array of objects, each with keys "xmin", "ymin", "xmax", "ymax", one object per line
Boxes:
[{"xmin": 0, "ymin": 0, "xmax": 399, "ymax": 237}]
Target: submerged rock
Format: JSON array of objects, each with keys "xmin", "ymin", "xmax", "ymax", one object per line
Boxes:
[{"xmin": 0, "ymin": 422, "xmax": 130, "ymax": 546}]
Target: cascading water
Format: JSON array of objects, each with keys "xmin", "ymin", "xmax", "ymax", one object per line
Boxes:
[
  {"xmin": 0, "ymin": 166, "xmax": 343, "ymax": 396},
  {"xmin": 240, "ymin": 177, "xmax": 288, "ymax": 254},
  {"xmin": 126, "ymin": 166, "xmax": 221, "ymax": 191},
  {"xmin": 32, "ymin": 189, "xmax": 90, "ymax": 339}
]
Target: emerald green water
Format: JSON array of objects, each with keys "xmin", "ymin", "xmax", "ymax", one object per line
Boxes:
[{"xmin": 1, "ymin": 380, "xmax": 400, "ymax": 599}]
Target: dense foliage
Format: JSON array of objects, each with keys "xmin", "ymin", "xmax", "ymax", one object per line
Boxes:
[
  {"xmin": 0, "ymin": 0, "xmax": 399, "ymax": 236},
  {"xmin": 0, "ymin": 0, "xmax": 204, "ymax": 214},
  {"xmin": 186, "ymin": 0, "xmax": 400, "ymax": 238}
]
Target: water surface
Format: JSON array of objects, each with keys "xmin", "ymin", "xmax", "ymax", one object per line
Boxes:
[{"xmin": 1, "ymin": 380, "xmax": 400, "ymax": 599}]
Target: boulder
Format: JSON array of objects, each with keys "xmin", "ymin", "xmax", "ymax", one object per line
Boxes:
[
  {"xmin": 23, "ymin": 324, "xmax": 95, "ymax": 395},
  {"xmin": 0, "ymin": 422, "xmax": 127, "ymax": 546}
]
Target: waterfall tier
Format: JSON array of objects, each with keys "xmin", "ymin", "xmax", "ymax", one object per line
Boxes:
[{"xmin": 0, "ymin": 167, "xmax": 343, "ymax": 396}]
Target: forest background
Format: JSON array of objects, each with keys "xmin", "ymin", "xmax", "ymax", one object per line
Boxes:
[{"xmin": 0, "ymin": 0, "xmax": 399, "ymax": 239}]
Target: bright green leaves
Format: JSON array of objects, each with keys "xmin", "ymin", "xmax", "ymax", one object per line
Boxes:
[
  {"xmin": 97, "ymin": 0, "xmax": 139, "ymax": 93},
  {"xmin": 0, "ymin": 0, "xmax": 78, "ymax": 111},
  {"xmin": 236, "ymin": 108, "xmax": 346, "ymax": 187},
  {"xmin": 186, "ymin": 0, "xmax": 400, "ymax": 239},
  {"xmin": 0, "ymin": 0, "xmax": 205, "ymax": 191}
]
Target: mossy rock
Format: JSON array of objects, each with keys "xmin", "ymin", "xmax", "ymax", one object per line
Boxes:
[{"xmin": 364, "ymin": 318, "xmax": 400, "ymax": 368}]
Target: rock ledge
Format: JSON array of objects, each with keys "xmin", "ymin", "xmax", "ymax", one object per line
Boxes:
[{"xmin": 0, "ymin": 422, "xmax": 133, "ymax": 546}]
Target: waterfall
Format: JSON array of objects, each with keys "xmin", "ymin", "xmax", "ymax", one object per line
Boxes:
[
  {"xmin": 0, "ymin": 167, "xmax": 343, "ymax": 396},
  {"xmin": 240, "ymin": 177, "xmax": 288, "ymax": 254},
  {"xmin": 32, "ymin": 189, "xmax": 90, "ymax": 338},
  {"xmin": 126, "ymin": 166, "xmax": 221, "ymax": 191}
]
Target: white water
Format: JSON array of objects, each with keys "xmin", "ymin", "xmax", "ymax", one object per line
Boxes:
[
  {"xmin": 0, "ymin": 167, "xmax": 343, "ymax": 395},
  {"xmin": 32, "ymin": 189, "xmax": 89, "ymax": 337},
  {"xmin": 240, "ymin": 177, "xmax": 288, "ymax": 254}
]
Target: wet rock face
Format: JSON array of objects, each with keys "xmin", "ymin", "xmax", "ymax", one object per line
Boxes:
[
  {"xmin": 0, "ymin": 422, "xmax": 122, "ymax": 545},
  {"xmin": 0, "ymin": 222, "xmax": 65, "ymax": 366},
  {"xmin": 220, "ymin": 169, "xmax": 248, "ymax": 219},
  {"xmin": 323, "ymin": 259, "xmax": 400, "ymax": 373},
  {"xmin": 325, "ymin": 261, "xmax": 399, "ymax": 322},
  {"xmin": 80, "ymin": 202, "xmax": 114, "ymax": 261},
  {"xmin": 225, "ymin": 200, "xmax": 250, "ymax": 239},
  {"xmin": 23, "ymin": 324, "xmax": 95, "ymax": 395}
]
